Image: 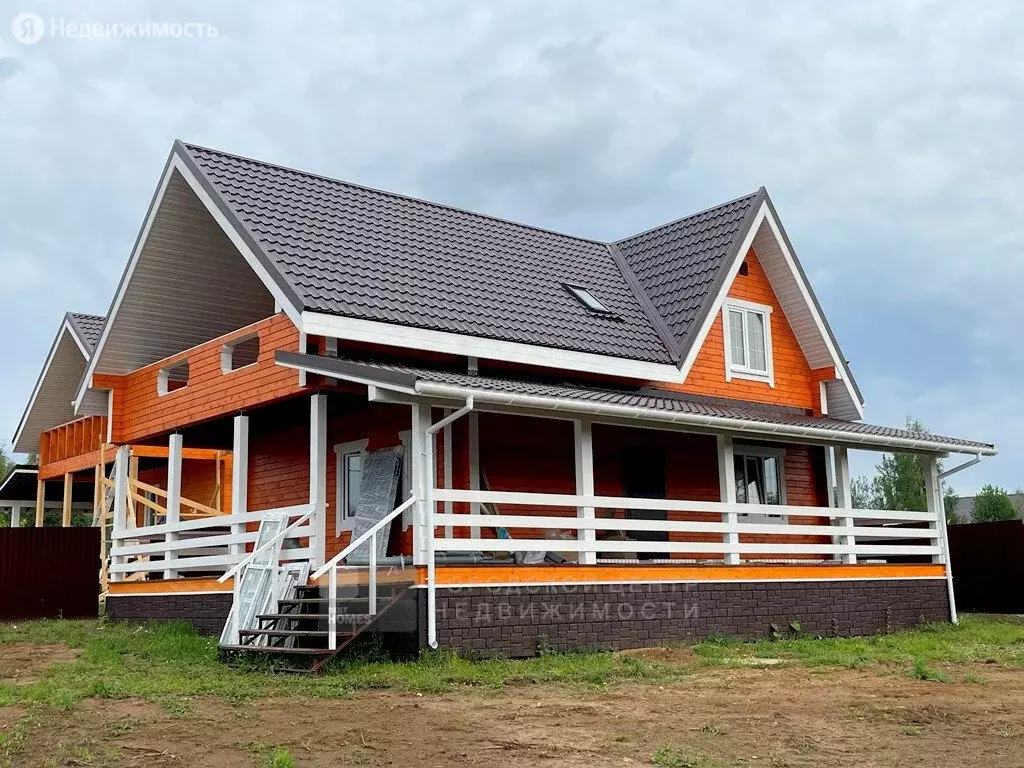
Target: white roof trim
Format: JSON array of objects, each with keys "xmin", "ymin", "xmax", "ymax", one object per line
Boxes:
[
  {"xmin": 411, "ymin": 381, "xmax": 994, "ymax": 457},
  {"xmin": 677, "ymin": 203, "xmax": 864, "ymax": 420},
  {"xmin": 73, "ymin": 150, "xmax": 304, "ymax": 412},
  {"xmin": 12, "ymin": 318, "xmax": 90, "ymax": 451},
  {"xmin": 301, "ymin": 311, "xmax": 683, "ymax": 384}
]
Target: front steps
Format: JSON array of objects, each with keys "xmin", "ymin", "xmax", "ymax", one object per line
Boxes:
[{"xmin": 220, "ymin": 581, "xmax": 415, "ymax": 673}]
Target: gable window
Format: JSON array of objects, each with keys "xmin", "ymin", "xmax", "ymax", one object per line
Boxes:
[
  {"xmin": 734, "ymin": 446, "xmax": 786, "ymax": 520},
  {"xmin": 334, "ymin": 439, "xmax": 368, "ymax": 534},
  {"xmin": 722, "ymin": 299, "xmax": 774, "ymax": 386}
]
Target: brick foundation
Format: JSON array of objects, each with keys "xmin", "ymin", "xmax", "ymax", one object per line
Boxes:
[
  {"xmin": 106, "ymin": 592, "xmax": 233, "ymax": 636},
  {"xmin": 432, "ymin": 578, "xmax": 949, "ymax": 657}
]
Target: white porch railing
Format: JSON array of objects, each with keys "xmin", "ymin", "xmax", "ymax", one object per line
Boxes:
[
  {"xmin": 431, "ymin": 489, "xmax": 941, "ymax": 559},
  {"xmin": 312, "ymin": 494, "xmax": 417, "ymax": 651},
  {"xmin": 109, "ymin": 503, "xmax": 315, "ymax": 581},
  {"xmin": 421, "ymin": 488, "xmax": 942, "ymax": 647}
]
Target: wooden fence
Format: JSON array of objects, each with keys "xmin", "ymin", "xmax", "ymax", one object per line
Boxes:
[
  {"xmin": 949, "ymin": 520, "xmax": 1024, "ymax": 614},
  {"xmin": 0, "ymin": 528, "xmax": 100, "ymax": 620}
]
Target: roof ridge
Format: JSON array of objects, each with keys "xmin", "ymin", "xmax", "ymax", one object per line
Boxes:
[
  {"xmin": 615, "ymin": 188, "xmax": 763, "ymax": 245},
  {"xmin": 178, "ymin": 140, "xmax": 611, "ymax": 247},
  {"xmin": 605, "ymin": 242, "xmax": 681, "ymax": 362}
]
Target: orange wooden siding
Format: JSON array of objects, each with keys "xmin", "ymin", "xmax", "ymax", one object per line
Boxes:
[
  {"xmin": 667, "ymin": 248, "xmax": 834, "ymax": 413},
  {"xmin": 97, "ymin": 314, "xmax": 308, "ymax": 445}
]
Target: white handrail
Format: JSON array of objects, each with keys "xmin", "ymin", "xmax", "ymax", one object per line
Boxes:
[
  {"xmin": 311, "ymin": 494, "xmax": 416, "ymax": 580},
  {"xmin": 217, "ymin": 505, "xmax": 314, "ymax": 583}
]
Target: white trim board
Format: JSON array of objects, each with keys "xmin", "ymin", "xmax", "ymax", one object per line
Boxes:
[
  {"xmin": 73, "ymin": 149, "xmax": 304, "ymax": 413},
  {"xmin": 302, "ymin": 311, "xmax": 681, "ymax": 384}
]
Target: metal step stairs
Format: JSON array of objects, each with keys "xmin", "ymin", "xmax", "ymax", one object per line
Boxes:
[{"xmin": 220, "ymin": 581, "xmax": 412, "ymax": 673}]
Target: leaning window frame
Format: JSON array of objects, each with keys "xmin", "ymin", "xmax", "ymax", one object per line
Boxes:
[
  {"xmin": 733, "ymin": 444, "xmax": 788, "ymax": 524},
  {"xmin": 722, "ymin": 298, "xmax": 775, "ymax": 388},
  {"xmin": 334, "ymin": 438, "xmax": 369, "ymax": 535}
]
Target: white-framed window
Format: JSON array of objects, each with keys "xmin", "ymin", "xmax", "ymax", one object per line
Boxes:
[
  {"xmin": 734, "ymin": 445, "xmax": 787, "ymax": 521},
  {"xmin": 334, "ymin": 439, "xmax": 368, "ymax": 535},
  {"xmin": 722, "ymin": 299, "xmax": 774, "ymax": 387}
]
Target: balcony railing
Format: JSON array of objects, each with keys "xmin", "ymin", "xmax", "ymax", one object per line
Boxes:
[{"xmin": 39, "ymin": 415, "xmax": 107, "ymax": 466}]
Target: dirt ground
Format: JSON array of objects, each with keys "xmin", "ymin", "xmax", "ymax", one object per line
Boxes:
[{"xmin": 6, "ymin": 660, "xmax": 1024, "ymax": 767}]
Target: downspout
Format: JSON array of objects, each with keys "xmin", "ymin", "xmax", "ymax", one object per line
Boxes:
[
  {"xmin": 934, "ymin": 453, "xmax": 983, "ymax": 624},
  {"xmin": 423, "ymin": 396, "xmax": 474, "ymax": 649}
]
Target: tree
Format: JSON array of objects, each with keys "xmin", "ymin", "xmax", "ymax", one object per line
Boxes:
[
  {"xmin": 0, "ymin": 444, "xmax": 12, "ymax": 483},
  {"xmin": 972, "ymin": 484, "xmax": 1021, "ymax": 523},
  {"xmin": 850, "ymin": 417, "xmax": 959, "ymax": 516}
]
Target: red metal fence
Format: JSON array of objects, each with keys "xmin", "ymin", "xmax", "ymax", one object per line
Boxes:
[
  {"xmin": 0, "ymin": 528, "xmax": 100, "ymax": 620},
  {"xmin": 948, "ymin": 520, "xmax": 1024, "ymax": 614}
]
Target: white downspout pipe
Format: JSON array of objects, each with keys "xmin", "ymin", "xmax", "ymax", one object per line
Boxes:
[
  {"xmin": 423, "ymin": 396, "xmax": 474, "ymax": 649},
  {"xmin": 933, "ymin": 453, "xmax": 983, "ymax": 624}
]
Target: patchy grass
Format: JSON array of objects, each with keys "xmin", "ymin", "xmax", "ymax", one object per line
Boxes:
[
  {"xmin": 652, "ymin": 746, "xmax": 731, "ymax": 767},
  {"xmin": 690, "ymin": 615, "xmax": 1024, "ymax": 669},
  {"xmin": 0, "ymin": 619, "xmax": 689, "ymax": 711},
  {"xmin": 0, "ymin": 614, "xmax": 1021, "ymax": 716}
]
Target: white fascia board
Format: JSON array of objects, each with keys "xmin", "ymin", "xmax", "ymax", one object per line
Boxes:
[
  {"xmin": 761, "ymin": 209, "xmax": 864, "ymax": 419},
  {"xmin": 276, "ymin": 356, "xmax": 419, "ymax": 396},
  {"xmin": 678, "ymin": 204, "xmax": 768, "ymax": 379},
  {"xmin": 677, "ymin": 203, "xmax": 864, "ymax": 420},
  {"xmin": 302, "ymin": 311, "xmax": 682, "ymax": 383},
  {"xmin": 412, "ymin": 381, "xmax": 997, "ymax": 457},
  {"xmin": 73, "ymin": 150, "xmax": 304, "ymax": 412},
  {"xmin": 12, "ymin": 320, "xmax": 85, "ymax": 451},
  {"xmin": 72, "ymin": 160, "xmax": 178, "ymax": 412}
]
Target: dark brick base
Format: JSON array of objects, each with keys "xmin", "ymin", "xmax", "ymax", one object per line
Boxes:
[
  {"xmin": 432, "ymin": 578, "xmax": 950, "ymax": 657},
  {"xmin": 106, "ymin": 592, "xmax": 233, "ymax": 636}
]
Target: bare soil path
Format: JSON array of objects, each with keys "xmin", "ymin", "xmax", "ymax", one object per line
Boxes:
[{"xmin": 10, "ymin": 662, "xmax": 1024, "ymax": 767}]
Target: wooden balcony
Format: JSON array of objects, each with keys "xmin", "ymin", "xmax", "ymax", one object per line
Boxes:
[{"xmin": 39, "ymin": 415, "xmax": 107, "ymax": 471}]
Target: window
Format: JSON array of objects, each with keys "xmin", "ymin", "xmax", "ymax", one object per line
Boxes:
[
  {"xmin": 564, "ymin": 284, "xmax": 615, "ymax": 316},
  {"xmin": 221, "ymin": 333, "xmax": 260, "ymax": 373},
  {"xmin": 733, "ymin": 447, "xmax": 786, "ymax": 520},
  {"xmin": 157, "ymin": 359, "xmax": 189, "ymax": 396},
  {"xmin": 334, "ymin": 439, "xmax": 368, "ymax": 534},
  {"xmin": 722, "ymin": 300, "xmax": 774, "ymax": 386}
]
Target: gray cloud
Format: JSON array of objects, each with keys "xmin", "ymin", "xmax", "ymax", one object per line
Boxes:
[{"xmin": 0, "ymin": 0, "xmax": 1020, "ymax": 492}]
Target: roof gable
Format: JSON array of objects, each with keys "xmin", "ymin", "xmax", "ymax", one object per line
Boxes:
[
  {"xmin": 179, "ymin": 142, "xmax": 674, "ymax": 365},
  {"xmin": 12, "ymin": 312, "xmax": 107, "ymax": 453},
  {"xmin": 617, "ymin": 190, "xmax": 764, "ymax": 354}
]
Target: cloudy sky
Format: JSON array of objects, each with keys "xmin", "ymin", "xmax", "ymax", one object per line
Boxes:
[{"xmin": 0, "ymin": 1, "xmax": 1020, "ymax": 493}]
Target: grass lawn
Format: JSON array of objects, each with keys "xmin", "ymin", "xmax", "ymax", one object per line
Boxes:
[
  {"xmin": 0, "ymin": 614, "xmax": 1022, "ymax": 711},
  {"xmin": 2, "ymin": 616, "xmax": 1024, "ymax": 767}
]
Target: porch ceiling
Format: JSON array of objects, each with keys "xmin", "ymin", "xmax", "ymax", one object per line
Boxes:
[{"xmin": 275, "ymin": 351, "xmax": 996, "ymax": 457}]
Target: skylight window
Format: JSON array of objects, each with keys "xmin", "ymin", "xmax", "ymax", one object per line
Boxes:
[{"xmin": 564, "ymin": 284, "xmax": 612, "ymax": 315}]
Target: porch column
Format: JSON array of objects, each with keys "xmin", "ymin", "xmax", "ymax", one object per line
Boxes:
[
  {"xmin": 110, "ymin": 445, "xmax": 130, "ymax": 582},
  {"xmin": 230, "ymin": 414, "xmax": 249, "ymax": 557},
  {"xmin": 62, "ymin": 472, "xmax": 73, "ymax": 527},
  {"xmin": 10, "ymin": 506, "xmax": 20, "ymax": 528},
  {"xmin": 309, "ymin": 394, "xmax": 327, "ymax": 568},
  {"xmin": 443, "ymin": 411, "xmax": 454, "ymax": 539},
  {"xmin": 411, "ymin": 403, "xmax": 431, "ymax": 566},
  {"xmin": 165, "ymin": 433, "xmax": 183, "ymax": 579},
  {"xmin": 35, "ymin": 478, "xmax": 45, "ymax": 527},
  {"xmin": 717, "ymin": 435, "xmax": 740, "ymax": 565},
  {"xmin": 468, "ymin": 411, "xmax": 481, "ymax": 539},
  {"xmin": 925, "ymin": 455, "xmax": 957, "ymax": 622},
  {"xmin": 573, "ymin": 419, "xmax": 597, "ymax": 565},
  {"xmin": 833, "ymin": 447, "xmax": 856, "ymax": 564}
]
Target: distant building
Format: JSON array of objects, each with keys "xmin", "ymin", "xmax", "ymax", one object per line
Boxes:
[{"xmin": 955, "ymin": 493, "xmax": 1024, "ymax": 522}]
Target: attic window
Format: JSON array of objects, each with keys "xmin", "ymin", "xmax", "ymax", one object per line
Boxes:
[
  {"xmin": 564, "ymin": 284, "xmax": 613, "ymax": 315},
  {"xmin": 738, "ymin": 261, "xmax": 749, "ymax": 276},
  {"xmin": 157, "ymin": 359, "xmax": 190, "ymax": 396},
  {"xmin": 221, "ymin": 333, "xmax": 260, "ymax": 373}
]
